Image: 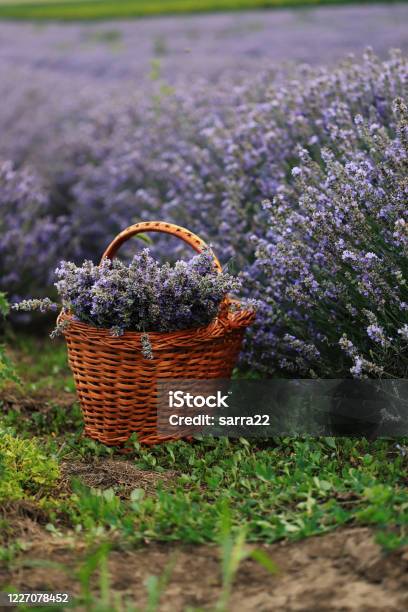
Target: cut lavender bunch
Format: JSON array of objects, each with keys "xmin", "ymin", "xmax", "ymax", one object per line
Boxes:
[{"xmin": 13, "ymin": 249, "xmax": 241, "ymax": 339}]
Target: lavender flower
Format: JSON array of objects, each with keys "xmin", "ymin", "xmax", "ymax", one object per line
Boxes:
[
  {"xmin": 398, "ymin": 325, "xmax": 408, "ymax": 342},
  {"xmin": 12, "ymin": 298, "xmax": 58, "ymax": 313},
  {"xmin": 141, "ymin": 333, "xmax": 154, "ymax": 360},
  {"xmin": 366, "ymin": 324, "xmax": 388, "ymax": 347}
]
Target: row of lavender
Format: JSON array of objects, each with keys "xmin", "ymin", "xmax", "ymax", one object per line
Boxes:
[{"xmin": 1, "ymin": 50, "xmax": 407, "ymax": 377}]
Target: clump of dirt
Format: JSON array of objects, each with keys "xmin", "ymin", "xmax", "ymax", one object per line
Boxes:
[
  {"xmin": 1, "ymin": 528, "xmax": 407, "ymax": 610},
  {"xmin": 61, "ymin": 459, "xmax": 179, "ymax": 498}
]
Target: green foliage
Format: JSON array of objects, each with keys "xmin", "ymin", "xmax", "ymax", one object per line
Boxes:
[
  {"xmin": 216, "ymin": 506, "xmax": 249, "ymax": 612},
  {"xmin": 0, "ymin": 292, "xmax": 18, "ymax": 387},
  {"xmin": 145, "ymin": 556, "xmax": 175, "ymax": 612},
  {"xmin": 215, "ymin": 504, "xmax": 277, "ymax": 611},
  {"xmin": 60, "ymin": 437, "xmax": 407, "ymax": 549},
  {"xmin": 0, "ymin": 428, "xmax": 59, "ymax": 503},
  {"xmin": 0, "ymin": 541, "xmax": 27, "ymax": 570},
  {"xmin": 1, "ymin": 400, "xmax": 82, "ymax": 437},
  {"xmin": 375, "ymin": 529, "xmax": 408, "ymax": 551},
  {"xmin": 0, "ymin": 1, "xmax": 398, "ymax": 21},
  {"xmin": 0, "ymin": 292, "xmax": 9, "ymax": 318},
  {"xmin": 69, "ymin": 480, "xmax": 125, "ymax": 533},
  {"xmin": 76, "ymin": 542, "xmax": 113, "ymax": 607},
  {"xmin": 0, "ymin": 345, "xmax": 19, "ymax": 387}
]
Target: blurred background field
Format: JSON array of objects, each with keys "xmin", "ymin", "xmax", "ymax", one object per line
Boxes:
[
  {"xmin": 1, "ymin": 3, "xmax": 407, "ymax": 172},
  {"xmin": 1, "ymin": 3, "xmax": 408, "ymax": 86},
  {"xmin": 0, "ymin": 0, "xmax": 406, "ymax": 21}
]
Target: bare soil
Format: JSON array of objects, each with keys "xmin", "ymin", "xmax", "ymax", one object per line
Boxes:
[
  {"xmin": 1, "ymin": 526, "xmax": 407, "ymax": 611},
  {"xmin": 61, "ymin": 459, "xmax": 179, "ymax": 497}
]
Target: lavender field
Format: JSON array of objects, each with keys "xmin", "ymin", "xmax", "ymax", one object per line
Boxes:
[{"xmin": 1, "ymin": 3, "xmax": 407, "ymax": 378}]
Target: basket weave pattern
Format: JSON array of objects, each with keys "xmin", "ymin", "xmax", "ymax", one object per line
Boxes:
[{"xmin": 62, "ymin": 222, "xmax": 254, "ymax": 446}]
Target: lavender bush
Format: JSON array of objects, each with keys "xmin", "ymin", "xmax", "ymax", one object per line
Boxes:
[
  {"xmin": 52, "ymin": 50, "xmax": 407, "ymax": 376},
  {"xmin": 2, "ymin": 6, "xmax": 408, "ymax": 168},
  {"xmin": 0, "ymin": 161, "xmax": 71, "ymax": 301},
  {"xmin": 249, "ymin": 99, "xmax": 408, "ymax": 378},
  {"xmin": 53, "ymin": 50, "xmax": 406, "ymax": 269},
  {"xmin": 14, "ymin": 250, "xmax": 240, "ymax": 339},
  {"xmin": 1, "ymin": 49, "xmax": 407, "ymax": 376}
]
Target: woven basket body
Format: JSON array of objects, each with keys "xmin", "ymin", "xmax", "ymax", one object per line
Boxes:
[{"xmin": 61, "ymin": 222, "xmax": 254, "ymax": 446}]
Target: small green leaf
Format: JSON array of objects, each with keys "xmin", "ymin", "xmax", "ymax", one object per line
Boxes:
[
  {"xmin": 250, "ymin": 549, "xmax": 279, "ymax": 574},
  {"xmin": 130, "ymin": 488, "xmax": 145, "ymax": 502},
  {"xmin": 0, "ymin": 292, "xmax": 9, "ymax": 317},
  {"xmin": 135, "ymin": 233, "xmax": 154, "ymax": 245}
]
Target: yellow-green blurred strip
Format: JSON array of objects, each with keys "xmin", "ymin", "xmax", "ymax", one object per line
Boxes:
[{"xmin": 0, "ymin": 0, "xmax": 404, "ymax": 22}]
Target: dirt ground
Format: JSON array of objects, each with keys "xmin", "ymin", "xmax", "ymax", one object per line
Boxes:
[{"xmin": 1, "ymin": 523, "xmax": 407, "ymax": 611}]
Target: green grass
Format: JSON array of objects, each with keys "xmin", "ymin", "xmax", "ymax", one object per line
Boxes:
[
  {"xmin": 0, "ymin": 0, "xmax": 405, "ymax": 22},
  {"xmin": 67, "ymin": 437, "xmax": 408, "ymax": 548},
  {"xmin": 10, "ymin": 334, "xmax": 75, "ymax": 393}
]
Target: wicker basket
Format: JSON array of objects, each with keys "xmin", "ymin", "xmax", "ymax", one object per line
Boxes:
[{"xmin": 60, "ymin": 221, "xmax": 255, "ymax": 446}]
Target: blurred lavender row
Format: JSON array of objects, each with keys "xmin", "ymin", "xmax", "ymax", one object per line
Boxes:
[
  {"xmin": 1, "ymin": 4, "xmax": 408, "ymax": 166},
  {"xmin": 1, "ymin": 5, "xmax": 408, "ymax": 83}
]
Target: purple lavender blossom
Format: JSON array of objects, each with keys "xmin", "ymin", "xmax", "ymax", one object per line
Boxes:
[{"xmin": 366, "ymin": 324, "xmax": 387, "ymax": 347}]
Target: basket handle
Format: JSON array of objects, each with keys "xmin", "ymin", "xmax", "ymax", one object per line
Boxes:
[{"xmin": 101, "ymin": 221, "xmax": 222, "ymax": 272}]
